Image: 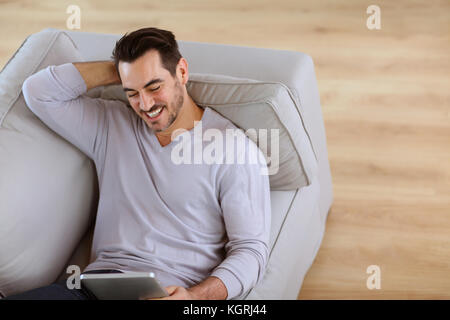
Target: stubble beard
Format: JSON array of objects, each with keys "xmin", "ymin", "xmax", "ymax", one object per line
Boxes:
[{"xmin": 153, "ymin": 80, "xmax": 184, "ymax": 133}]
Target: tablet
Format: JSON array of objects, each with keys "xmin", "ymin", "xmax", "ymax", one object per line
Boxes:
[{"xmin": 80, "ymin": 271, "xmax": 169, "ymax": 300}]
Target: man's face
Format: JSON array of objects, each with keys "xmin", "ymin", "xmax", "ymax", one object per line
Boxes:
[{"xmin": 118, "ymin": 50, "xmax": 184, "ymax": 133}]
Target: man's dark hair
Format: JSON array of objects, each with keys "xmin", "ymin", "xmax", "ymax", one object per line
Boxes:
[{"xmin": 111, "ymin": 27, "xmax": 182, "ymax": 79}]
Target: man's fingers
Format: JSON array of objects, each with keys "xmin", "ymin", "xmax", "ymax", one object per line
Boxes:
[
  {"xmin": 143, "ymin": 286, "xmax": 179, "ymax": 300},
  {"xmin": 165, "ymin": 286, "xmax": 179, "ymax": 295}
]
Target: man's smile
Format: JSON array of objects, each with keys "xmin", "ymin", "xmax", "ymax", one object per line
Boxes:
[{"xmin": 144, "ymin": 105, "xmax": 165, "ymax": 121}]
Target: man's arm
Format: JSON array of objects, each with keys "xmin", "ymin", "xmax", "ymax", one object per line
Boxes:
[
  {"xmin": 209, "ymin": 135, "xmax": 272, "ymax": 299},
  {"xmin": 22, "ymin": 62, "xmax": 122, "ymax": 160},
  {"xmin": 73, "ymin": 61, "xmax": 120, "ymax": 91},
  {"xmin": 188, "ymin": 276, "xmax": 228, "ymax": 300},
  {"xmin": 154, "ymin": 135, "xmax": 271, "ymax": 301}
]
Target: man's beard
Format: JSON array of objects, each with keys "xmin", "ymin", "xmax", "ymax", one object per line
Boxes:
[{"xmin": 154, "ymin": 80, "xmax": 184, "ymax": 133}]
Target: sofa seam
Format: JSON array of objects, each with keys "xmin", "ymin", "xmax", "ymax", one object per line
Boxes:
[{"xmin": 242, "ymin": 188, "xmax": 299, "ymax": 299}]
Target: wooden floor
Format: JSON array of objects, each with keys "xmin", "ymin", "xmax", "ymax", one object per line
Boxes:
[{"xmin": 1, "ymin": 0, "xmax": 449, "ymax": 299}]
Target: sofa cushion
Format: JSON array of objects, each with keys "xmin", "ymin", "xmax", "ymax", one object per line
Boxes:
[
  {"xmin": 0, "ymin": 29, "xmax": 97, "ymax": 297},
  {"xmin": 94, "ymin": 73, "xmax": 317, "ymax": 190}
]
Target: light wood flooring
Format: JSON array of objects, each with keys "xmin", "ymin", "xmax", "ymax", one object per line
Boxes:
[{"xmin": 0, "ymin": 0, "xmax": 448, "ymax": 299}]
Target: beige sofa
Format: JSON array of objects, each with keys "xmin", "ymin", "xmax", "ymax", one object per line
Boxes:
[{"xmin": 0, "ymin": 28, "xmax": 333, "ymax": 299}]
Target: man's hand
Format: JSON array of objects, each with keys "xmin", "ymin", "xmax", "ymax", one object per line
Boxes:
[
  {"xmin": 149, "ymin": 286, "xmax": 197, "ymax": 300},
  {"xmin": 146, "ymin": 276, "xmax": 228, "ymax": 300}
]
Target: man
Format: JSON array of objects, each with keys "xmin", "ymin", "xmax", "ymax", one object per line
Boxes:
[{"xmin": 7, "ymin": 27, "xmax": 271, "ymax": 300}]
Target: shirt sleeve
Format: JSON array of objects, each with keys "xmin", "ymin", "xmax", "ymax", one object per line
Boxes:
[
  {"xmin": 211, "ymin": 136, "xmax": 272, "ymax": 299},
  {"xmin": 22, "ymin": 62, "xmax": 114, "ymax": 161}
]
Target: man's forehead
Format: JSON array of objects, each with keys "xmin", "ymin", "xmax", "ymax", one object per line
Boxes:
[{"xmin": 119, "ymin": 51, "xmax": 167, "ymax": 89}]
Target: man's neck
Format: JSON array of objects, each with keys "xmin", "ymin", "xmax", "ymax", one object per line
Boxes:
[{"xmin": 155, "ymin": 97, "xmax": 204, "ymax": 147}]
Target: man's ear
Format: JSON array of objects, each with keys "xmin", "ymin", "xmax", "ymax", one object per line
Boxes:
[{"xmin": 177, "ymin": 58, "xmax": 189, "ymax": 85}]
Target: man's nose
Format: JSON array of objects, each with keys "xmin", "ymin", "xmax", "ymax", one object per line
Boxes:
[{"xmin": 140, "ymin": 92, "xmax": 154, "ymax": 112}]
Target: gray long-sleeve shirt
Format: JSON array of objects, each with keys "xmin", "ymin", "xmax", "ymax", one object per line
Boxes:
[{"xmin": 21, "ymin": 62, "xmax": 271, "ymax": 299}]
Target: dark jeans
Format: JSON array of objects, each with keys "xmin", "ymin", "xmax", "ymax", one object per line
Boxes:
[{"xmin": 3, "ymin": 269, "xmax": 123, "ymax": 300}]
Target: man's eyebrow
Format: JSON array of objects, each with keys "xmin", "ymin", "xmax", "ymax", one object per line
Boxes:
[{"xmin": 123, "ymin": 78, "xmax": 164, "ymax": 92}]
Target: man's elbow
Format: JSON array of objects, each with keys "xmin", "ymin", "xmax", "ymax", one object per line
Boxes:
[
  {"xmin": 22, "ymin": 70, "xmax": 60, "ymax": 113},
  {"xmin": 240, "ymin": 242, "xmax": 270, "ymax": 286},
  {"xmin": 22, "ymin": 74, "xmax": 41, "ymax": 111},
  {"xmin": 256, "ymin": 244, "xmax": 270, "ymax": 284}
]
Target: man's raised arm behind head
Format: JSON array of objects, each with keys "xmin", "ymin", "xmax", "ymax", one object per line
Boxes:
[
  {"xmin": 73, "ymin": 61, "xmax": 120, "ymax": 91},
  {"xmin": 22, "ymin": 62, "xmax": 121, "ymax": 161}
]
